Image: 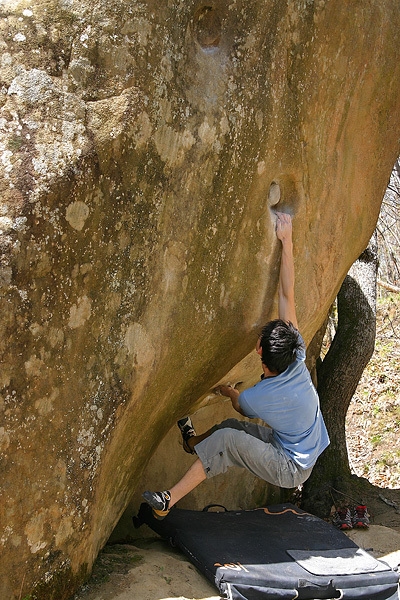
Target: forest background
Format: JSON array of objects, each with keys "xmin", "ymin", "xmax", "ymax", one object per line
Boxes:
[{"xmin": 345, "ymin": 158, "xmax": 400, "ymax": 491}]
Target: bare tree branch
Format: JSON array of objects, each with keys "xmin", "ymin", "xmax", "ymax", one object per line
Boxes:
[{"xmin": 377, "ymin": 278, "xmax": 400, "ymax": 293}]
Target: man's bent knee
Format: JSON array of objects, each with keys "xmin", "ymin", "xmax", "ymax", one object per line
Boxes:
[{"xmin": 215, "ymin": 418, "xmax": 245, "ymax": 431}]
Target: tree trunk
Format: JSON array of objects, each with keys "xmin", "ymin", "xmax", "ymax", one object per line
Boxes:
[{"xmin": 302, "ymin": 234, "xmax": 378, "ymax": 516}]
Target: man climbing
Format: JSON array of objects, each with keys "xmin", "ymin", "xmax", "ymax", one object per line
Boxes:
[{"xmin": 143, "ymin": 212, "xmax": 330, "ymax": 518}]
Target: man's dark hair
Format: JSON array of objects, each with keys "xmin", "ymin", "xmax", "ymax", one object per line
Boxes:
[{"xmin": 259, "ymin": 319, "xmax": 303, "ymax": 374}]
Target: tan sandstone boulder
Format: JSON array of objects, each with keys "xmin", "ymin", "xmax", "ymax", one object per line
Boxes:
[{"xmin": 1, "ymin": 1, "xmax": 400, "ymax": 598}]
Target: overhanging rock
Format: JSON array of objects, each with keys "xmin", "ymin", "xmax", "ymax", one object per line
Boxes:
[{"xmin": 1, "ymin": 1, "xmax": 400, "ymax": 598}]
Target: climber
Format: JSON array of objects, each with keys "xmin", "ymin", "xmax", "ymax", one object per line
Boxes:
[{"xmin": 142, "ymin": 212, "xmax": 330, "ymax": 518}]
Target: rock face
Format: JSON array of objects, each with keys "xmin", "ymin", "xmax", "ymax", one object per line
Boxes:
[{"xmin": 1, "ymin": 1, "xmax": 400, "ymax": 598}]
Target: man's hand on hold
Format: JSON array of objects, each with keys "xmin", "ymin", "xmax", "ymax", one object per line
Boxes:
[
  {"xmin": 214, "ymin": 384, "xmax": 245, "ymax": 416},
  {"xmin": 275, "ymin": 211, "xmax": 292, "ymax": 244},
  {"xmin": 215, "ymin": 384, "xmax": 236, "ymax": 398}
]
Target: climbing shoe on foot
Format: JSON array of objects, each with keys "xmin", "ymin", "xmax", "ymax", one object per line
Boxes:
[
  {"xmin": 142, "ymin": 490, "xmax": 171, "ymax": 519},
  {"xmin": 177, "ymin": 416, "xmax": 196, "ymax": 454}
]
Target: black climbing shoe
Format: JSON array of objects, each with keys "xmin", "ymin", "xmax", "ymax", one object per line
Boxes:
[
  {"xmin": 142, "ymin": 490, "xmax": 171, "ymax": 519},
  {"xmin": 177, "ymin": 416, "xmax": 196, "ymax": 454}
]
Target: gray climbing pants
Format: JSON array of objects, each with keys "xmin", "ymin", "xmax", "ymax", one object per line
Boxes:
[{"xmin": 194, "ymin": 418, "xmax": 313, "ymax": 489}]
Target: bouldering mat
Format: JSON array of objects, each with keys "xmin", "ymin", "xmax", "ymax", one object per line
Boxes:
[{"xmin": 134, "ymin": 502, "xmax": 400, "ymax": 600}]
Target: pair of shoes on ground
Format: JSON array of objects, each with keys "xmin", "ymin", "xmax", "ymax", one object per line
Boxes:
[
  {"xmin": 332, "ymin": 505, "xmax": 370, "ymax": 530},
  {"xmin": 142, "ymin": 417, "xmax": 196, "ymax": 519}
]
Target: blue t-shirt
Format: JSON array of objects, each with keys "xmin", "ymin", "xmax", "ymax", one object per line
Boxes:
[{"xmin": 238, "ymin": 336, "xmax": 330, "ymax": 469}]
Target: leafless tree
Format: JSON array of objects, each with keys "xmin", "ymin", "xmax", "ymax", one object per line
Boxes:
[
  {"xmin": 377, "ymin": 158, "xmax": 400, "ymax": 291},
  {"xmin": 302, "ymin": 158, "xmax": 400, "ymax": 516},
  {"xmin": 302, "ymin": 236, "xmax": 378, "ymax": 516}
]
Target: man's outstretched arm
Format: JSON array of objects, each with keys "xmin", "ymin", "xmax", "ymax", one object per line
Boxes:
[{"xmin": 276, "ymin": 212, "xmax": 298, "ymax": 329}]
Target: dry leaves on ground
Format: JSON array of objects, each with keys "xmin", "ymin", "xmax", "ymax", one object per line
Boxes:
[{"xmin": 346, "ymin": 292, "xmax": 400, "ymax": 489}]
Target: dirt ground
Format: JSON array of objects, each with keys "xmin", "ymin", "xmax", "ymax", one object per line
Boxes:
[{"xmin": 345, "ymin": 293, "xmax": 400, "ymax": 493}]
